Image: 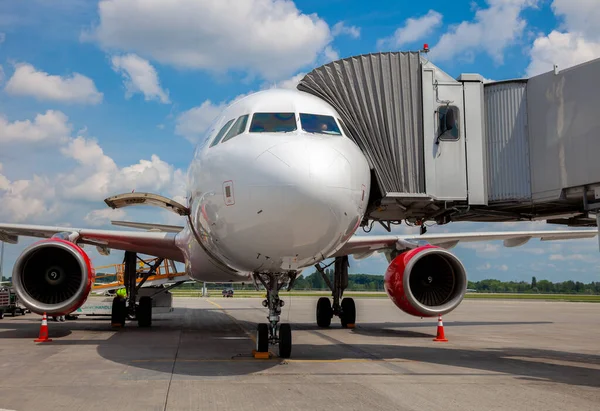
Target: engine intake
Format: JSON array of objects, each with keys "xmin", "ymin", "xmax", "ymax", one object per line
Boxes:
[
  {"xmin": 384, "ymin": 245, "xmax": 467, "ymax": 317},
  {"xmin": 12, "ymin": 239, "xmax": 95, "ymax": 316}
]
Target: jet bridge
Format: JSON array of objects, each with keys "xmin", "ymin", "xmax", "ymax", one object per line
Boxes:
[{"xmin": 298, "ymin": 52, "xmax": 600, "ymax": 228}]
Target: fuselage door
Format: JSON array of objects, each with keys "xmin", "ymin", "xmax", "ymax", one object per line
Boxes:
[{"xmin": 104, "ymin": 192, "xmax": 190, "ymax": 216}]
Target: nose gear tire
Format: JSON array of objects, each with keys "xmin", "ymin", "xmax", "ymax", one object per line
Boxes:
[
  {"xmin": 278, "ymin": 323, "xmax": 292, "ymax": 358},
  {"xmin": 256, "ymin": 323, "xmax": 269, "ymax": 352}
]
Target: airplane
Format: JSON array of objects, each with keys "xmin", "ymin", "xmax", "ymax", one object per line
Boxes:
[{"xmin": 0, "ymin": 88, "xmax": 597, "ymax": 358}]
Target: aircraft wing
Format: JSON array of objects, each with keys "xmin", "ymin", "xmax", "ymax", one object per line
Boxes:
[
  {"xmin": 0, "ymin": 223, "xmax": 184, "ymax": 262},
  {"xmin": 333, "ymin": 229, "xmax": 598, "ymax": 258}
]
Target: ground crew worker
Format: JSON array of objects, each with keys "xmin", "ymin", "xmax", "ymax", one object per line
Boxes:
[{"xmin": 116, "ymin": 288, "xmax": 127, "ymax": 300}]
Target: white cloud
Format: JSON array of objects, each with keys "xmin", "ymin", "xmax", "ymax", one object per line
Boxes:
[
  {"xmin": 84, "ymin": 208, "xmax": 127, "ymax": 227},
  {"xmin": 522, "ymin": 248, "xmax": 546, "ymax": 255},
  {"xmin": 552, "ymin": 0, "xmax": 600, "ymax": 42},
  {"xmin": 526, "ymin": 31, "xmax": 600, "ymax": 76},
  {"xmin": 175, "ymin": 70, "xmax": 309, "ymax": 144},
  {"xmin": 84, "ymin": 0, "xmax": 332, "ymax": 80},
  {"xmin": 0, "ymin": 33, "xmax": 5, "ymax": 44},
  {"xmin": 5, "ymin": 63, "xmax": 103, "ymax": 104},
  {"xmin": 377, "ymin": 10, "xmax": 442, "ymax": 49},
  {"xmin": 476, "ymin": 262, "xmax": 508, "ymax": 271},
  {"xmin": 526, "ymin": 1, "xmax": 600, "ymax": 76},
  {"xmin": 59, "ymin": 136, "xmax": 184, "ymax": 202},
  {"xmin": 549, "ymin": 253, "xmax": 596, "ymax": 262},
  {"xmin": 0, "ymin": 110, "xmax": 71, "ymax": 144},
  {"xmin": 0, "ymin": 65, "xmax": 4, "ymax": 85},
  {"xmin": 460, "ymin": 242, "xmax": 501, "ymax": 256},
  {"xmin": 0, "ymin": 168, "xmax": 58, "ymax": 222},
  {"xmin": 175, "ymin": 100, "xmax": 228, "ymax": 144},
  {"xmin": 264, "ymin": 72, "xmax": 306, "ymax": 90},
  {"xmin": 430, "ymin": 0, "xmax": 537, "ymax": 64},
  {"xmin": 0, "ymin": 110, "xmax": 186, "ymax": 224},
  {"xmin": 174, "ymin": 92, "xmax": 251, "ymax": 143},
  {"xmin": 322, "ymin": 46, "xmax": 340, "ymax": 63},
  {"xmin": 529, "ymin": 262, "xmax": 557, "ymax": 272},
  {"xmin": 111, "ymin": 54, "xmax": 170, "ymax": 103},
  {"xmin": 332, "ymin": 22, "xmax": 360, "ymax": 39},
  {"xmin": 0, "ymin": 163, "xmax": 9, "ymax": 190}
]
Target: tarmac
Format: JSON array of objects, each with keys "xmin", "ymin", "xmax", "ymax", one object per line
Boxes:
[{"xmin": 0, "ymin": 296, "xmax": 598, "ymax": 411}]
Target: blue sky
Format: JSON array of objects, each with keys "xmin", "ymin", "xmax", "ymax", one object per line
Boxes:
[{"xmin": 1, "ymin": 0, "xmax": 600, "ymax": 283}]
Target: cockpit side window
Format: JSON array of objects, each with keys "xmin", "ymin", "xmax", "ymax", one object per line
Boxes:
[
  {"xmin": 221, "ymin": 115, "xmax": 249, "ymax": 143},
  {"xmin": 337, "ymin": 118, "xmax": 352, "ymax": 137},
  {"xmin": 300, "ymin": 114, "xmax": 342, "ymax": 136},
  {"xmin": 210, "ymin": 118, "xmax": 235, "ymax": 147},
  {"xmin": 249, "ymin": 113, "xmax": 297, "ymax": 133}
]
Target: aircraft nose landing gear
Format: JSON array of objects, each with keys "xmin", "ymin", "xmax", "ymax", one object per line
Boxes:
[{"xmin": 254, "ymin": 273, "xmax": 292, "ymax": 358}]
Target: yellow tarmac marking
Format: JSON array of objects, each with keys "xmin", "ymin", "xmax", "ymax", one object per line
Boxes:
[{"xmin": 205, "ymin": 299, "xmax": 258, "ymax": 344}]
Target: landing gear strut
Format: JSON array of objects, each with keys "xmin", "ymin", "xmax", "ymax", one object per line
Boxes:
[
  {"xmin": 111, "ymin": 251, "xmax": 164, "ymax": 328},
  {"xmin": 314, "ymin": 256, "xmax": 356, "ymax": 328},
  {"xmin": 254, "ymin": 273, "xmax": 292, "ymax": 358}
]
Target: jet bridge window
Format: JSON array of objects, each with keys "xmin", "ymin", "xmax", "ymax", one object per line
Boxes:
[
  {"xmin": 249, "ymin": 113, "xmax": 297, "ymax": 133},
  {"xmin": 437, "ymin": 105, "xmax": 460, "ymax": 141},
  {"xmin": 222, "ymin": 115, "xmax": 249, "ymax": 143},
  {"xmin": 300, "ymin": 113, "xmax": 342, "ymax": 136},
  {"xmin": 210, "ymin": 118, "xmax": 235, "ymax": 147}
]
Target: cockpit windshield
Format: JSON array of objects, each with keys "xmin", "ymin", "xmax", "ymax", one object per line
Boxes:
[
  {"xmin": 300, "ymin": 114, "xmax": 342, "ymax": 136},
  {"xmin": 249, "ymin": 113, "xmax": 297, "ymax": 133}
]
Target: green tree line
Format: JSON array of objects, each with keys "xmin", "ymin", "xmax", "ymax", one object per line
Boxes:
[
  {"xmin": 203, "ymin": 274, "xmax": 600, "ymax": 295},
  {"xmin": 468, "ymin": 276, "xmax": 600, "ymax": 294},
  {"xmin": 6, "ymin": 273, "xmax": 600, "ymax": 295}
]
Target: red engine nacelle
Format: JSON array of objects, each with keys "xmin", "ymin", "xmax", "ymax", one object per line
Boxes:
[
  {"xmin": 384, "ymin": 245, "xmax": 467, "ymax": 317},
  {"xmin": 12, "ymin": 239, "xmax": 96, "ymax": 316}
]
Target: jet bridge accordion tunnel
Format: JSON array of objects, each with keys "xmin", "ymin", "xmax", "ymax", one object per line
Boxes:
[{"xmin": 297, "ymin": 52, "xmax": 600, "ymax": 228}]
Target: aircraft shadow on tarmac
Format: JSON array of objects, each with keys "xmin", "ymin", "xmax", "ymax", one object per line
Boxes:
[
  {"xmin": 292, "ymin": 320, "xmax": 554, "ymax": 338},
  {"xmin": 0, "ymin": 310, "xmax": 598, "ymax": 388}
]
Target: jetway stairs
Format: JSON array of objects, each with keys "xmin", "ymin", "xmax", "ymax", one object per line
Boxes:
[{"xmin": 298, "ymin": 52, "xmax": 600, "ymax": 229}]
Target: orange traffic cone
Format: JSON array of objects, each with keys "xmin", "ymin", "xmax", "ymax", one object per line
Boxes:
[
  {"xmin": 34, "ymin": 313, "xmax": 53, "ymax": 343},
  {"xmin": 433, "ymin": 314, "xmax": 448, "ymax": 342}
]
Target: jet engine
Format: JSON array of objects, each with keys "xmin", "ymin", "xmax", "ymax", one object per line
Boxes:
[
  {"xmin": 384, "ymin": 245, "xmax": 467, "ymax": 317},
  {"xmin": 12, "ymin": 239, "xmax": 95, "ymax": 316}
]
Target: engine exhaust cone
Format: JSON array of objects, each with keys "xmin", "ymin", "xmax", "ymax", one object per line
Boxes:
[
  {"xmin": 34, "ymin": 312, "xmax": 53, "ymax": 343},
  {"xmin": 433, "ymin": 314, "xmax": 448, "ymax": 342}
]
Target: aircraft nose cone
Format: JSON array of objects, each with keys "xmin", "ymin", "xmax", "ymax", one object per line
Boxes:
[
  {"xmin": 264, "ymin": 139, "xmax": 353, "ymax": 190},
  {"xmin": 245, "ymin": 138, "xmax": 368, "ymax": 268}
]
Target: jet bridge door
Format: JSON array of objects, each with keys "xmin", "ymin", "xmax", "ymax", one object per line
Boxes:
[{"xmin": 421, "ymin": 66, "xmax": 468, "ymax": 201}]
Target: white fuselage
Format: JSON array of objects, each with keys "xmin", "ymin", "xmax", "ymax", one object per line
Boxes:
[{"xmin": 175, "ymin": 89, "xmax": 371, "ymax": 282}]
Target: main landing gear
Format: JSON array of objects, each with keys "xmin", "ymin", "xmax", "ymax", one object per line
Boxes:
[
  {"xmin": 314, "ymin": 256, "xmax": 356, "ymax": 328},
  {"xmin": 111, "ymin": 251, "xmax": 172, "ymax": 328},
  {"xmin": 254, "ymin": 273, "xmax": 293, "ymax": 358}
]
